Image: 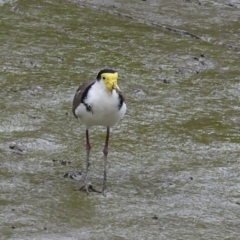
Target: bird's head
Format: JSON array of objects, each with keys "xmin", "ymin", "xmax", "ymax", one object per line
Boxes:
[{"xmin": 96, "ymin": 69, "xmax": 121, "ymax": 93}]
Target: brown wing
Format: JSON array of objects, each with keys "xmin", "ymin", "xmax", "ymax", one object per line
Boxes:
[{"xmin": 72, "ymin": 80, "xmax": 95, "ymax": 118}]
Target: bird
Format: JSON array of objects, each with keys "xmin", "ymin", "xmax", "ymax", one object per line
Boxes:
[{"xmin": 72, "ymin": 68, "xmax": 127, "ymax": 194}]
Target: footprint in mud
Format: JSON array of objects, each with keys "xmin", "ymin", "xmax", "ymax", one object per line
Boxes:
[
  {"xmin": 9, "ymin": 142, "xmax": 26, "ymax": 155},
  {"xmin": 63, "ymin": 171, "xmax": 82, "ymax": 180},
  {"xmin": 157, "ymin": 78, "xmax": 171, "ymax": 84},
  {"xmin": 52, "ymin": 159, "xmax": 82, "ymax": 181},
  {"xmin": 52, "ymin": 159, "xmax": 71, "ymax": 166}
]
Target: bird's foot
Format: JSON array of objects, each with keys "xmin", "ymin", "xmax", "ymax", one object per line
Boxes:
[
  {"xmin": 101, "ymin": 189, "xmax": 107, "ymax": 197},
  {"xmin": 101, "ymin": 185, "xmax": 107, "ymax": 197},
  {"xmin": 78, "ymin": 182, "xmax": 101, "ymax": 194}
]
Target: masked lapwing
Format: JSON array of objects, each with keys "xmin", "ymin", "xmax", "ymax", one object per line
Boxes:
[{"xmin": 72, "ymin": 69, "xmax": 127, "ymax": 194}]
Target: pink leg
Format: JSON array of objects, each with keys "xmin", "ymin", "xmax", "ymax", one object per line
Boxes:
[
  {"xmin": 102, "ymin": 127, "xmax": 110, "ymax": 194},
  {"xmin": 79, "ymin": 129, "xmax": 102, "ymax": 194},
  {"xmin": 86, "ymin": 129, "xmax": 91, "ymax": 152},
  {"xmin": 80, "ymin": 129, "xmax": 91, "ymax": 193}
]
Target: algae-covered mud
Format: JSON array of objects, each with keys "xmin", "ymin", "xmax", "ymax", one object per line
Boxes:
[{"xmin": 1, "ymin": 0, "xmax": 240, "ymax": 239}]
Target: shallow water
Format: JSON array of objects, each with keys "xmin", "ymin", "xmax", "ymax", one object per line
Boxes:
[{"xmin": 1, "ymin": 0, "xmax": 240, "ymax": 239}]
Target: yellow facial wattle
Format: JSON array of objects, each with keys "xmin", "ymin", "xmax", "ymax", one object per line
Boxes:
[{"xmin": 102, "ymin": 72, "xmax": 121, "ymax": 93}]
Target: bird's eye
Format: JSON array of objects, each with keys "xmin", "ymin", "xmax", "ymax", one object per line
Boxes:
[{"xmin": 103, "ymin": 77, "xmax": 106, "ymax": 80}]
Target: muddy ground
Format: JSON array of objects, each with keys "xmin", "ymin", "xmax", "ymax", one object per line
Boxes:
[{"xmin": 1, "ymin": 0, "xmax": 240, "ymax": 239}]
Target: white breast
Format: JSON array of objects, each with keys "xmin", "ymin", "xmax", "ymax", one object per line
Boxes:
[{"xmin": 74, "ymin": 81, "xmax": 127, "ymax": 128}]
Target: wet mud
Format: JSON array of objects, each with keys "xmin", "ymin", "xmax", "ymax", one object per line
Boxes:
[{"xmin": 1, "ymin": 0, "xmax": 240, "ymax": 239}]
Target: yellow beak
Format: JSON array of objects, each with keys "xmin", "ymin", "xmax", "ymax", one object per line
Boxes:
[{"xmin": 113, "ymin": 82, "xmax": 121, "ymax": 92}]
